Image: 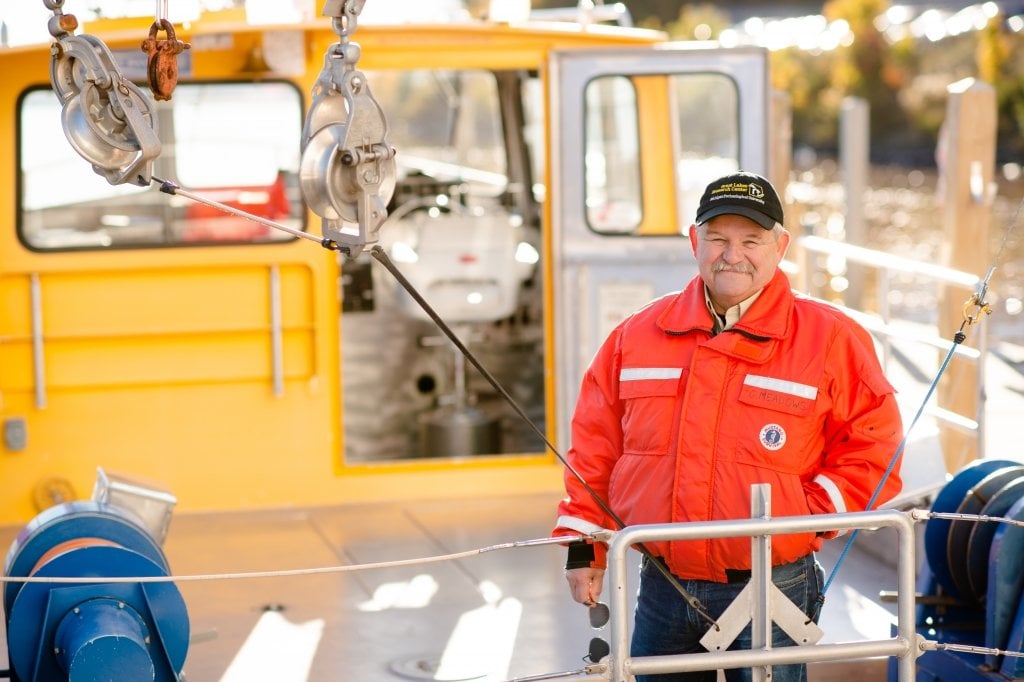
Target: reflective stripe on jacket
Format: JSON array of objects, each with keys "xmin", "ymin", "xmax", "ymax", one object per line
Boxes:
[{"xmin": 554, "ymin": 268, "xmax": 903, "ymax": 582}]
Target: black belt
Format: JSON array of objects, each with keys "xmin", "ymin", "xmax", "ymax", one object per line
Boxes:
[
  {"xmin": 724, "ymin": 568, "xmax": 753, "ymax": 583},
  {"xmin": 724, "ymin": 554, "xmax": 811, "ymax": 583},
  {"xmin": 648, "ymin": 555, "xmax": 807, "ymax": 583}
]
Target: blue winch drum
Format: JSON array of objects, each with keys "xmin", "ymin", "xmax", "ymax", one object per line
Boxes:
[
  {"xmin": 3, "ymin": 500, "xmax": 189, "ymax": 682},
  {"xmin": 945, "ymin": 465, "xmax": 1024, "ymax": 601},
  {"xmin": 923, "ymin": 459, "xmax": 1024, "ymax": 599}
]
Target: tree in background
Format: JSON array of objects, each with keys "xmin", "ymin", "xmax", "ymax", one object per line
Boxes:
[
  {"xmin": 660, "ymin": 3, "xmax": 730, "ymax": 41},
  {"xmin": 770, "ymin": 45, "xmax": 843, "ymax": 152},
  {"xmin": 817, "ymin": 0, "xmax": 918, "ymax": 156},
  {"xmin": 977, "ymin": 13, "xmax": 1024, "ymax": 159},
  {"xmin": 656, "ymin": 0, "xmax": 919, "ymax": 157}
]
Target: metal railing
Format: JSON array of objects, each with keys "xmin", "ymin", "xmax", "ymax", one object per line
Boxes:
[
  {"xmin": 787, "ymin": 234, "xmax": 986, "ymax": 454},
  {"xmin": 597, "ymin": 485, "xmax": 921, "ymax": 681}
]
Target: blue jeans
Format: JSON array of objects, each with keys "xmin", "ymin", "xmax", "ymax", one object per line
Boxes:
[{"xmin": 631, "ymin": 554, "xmax": 824, "ymax": 682}]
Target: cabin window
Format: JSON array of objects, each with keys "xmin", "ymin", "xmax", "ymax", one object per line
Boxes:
[
  {"xmin": 584, "ymin": 75, "xmax": 642, "ymax": 233},
  {"xmin": 341, "ymin": 68, "xmax": 544, "ymax": 463},
  {"xmin": 673, "ymin": 73, "xmax": 741, "ymax": 230},
  {"xmin": 520, "ymin": 75, "xmax": 546, "ymax": 204},
  {"xmin": 583, "ymin": 72, "xmax": 740, "ymax": 235},
  {"xmin": 18, "ymin": 81, "xmax": 304, "ymax": 250},
  {"xmin": 365, "ymin": 68, "xmax": 507, "ymax": 209}
]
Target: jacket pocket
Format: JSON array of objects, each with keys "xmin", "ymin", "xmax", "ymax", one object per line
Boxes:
[
  {"xmin": 714, "ymin": 461, "xmax": 814, "ymax": 521},
  {"xmin": 729, "ymin": 409, "xmax": 822, "ymax": 475},
  {"xmin": 618, "ymin": 377, "xmax": 680, "ymax": 456},
  {"xmin": 728, "ymin": 372, "xmax": 822, "ymax": 472},
  {"xmin": 609, "ymin": 451, "xmax": 675, "ymax": 530},
  {"xmin": 736, "ymin": 373, "xmax": 816, "ymax": 417}
]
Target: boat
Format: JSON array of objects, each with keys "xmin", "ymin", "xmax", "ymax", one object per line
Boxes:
[{"xmin": 1, "ymin": 1, "xmax": 1021, "ymax": 680}]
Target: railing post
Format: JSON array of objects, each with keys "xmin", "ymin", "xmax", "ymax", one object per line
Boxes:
[
  {"xmin": 608, "ymin": 528, "xmax": 631, "ymax": 682},
  {"xmin": 936, "ymin": 78, "xmax": 995, "ymax": 471},
  {"xmin": 751, "ymin": 485, "xmax": 772, "ymax": 682},
  {"xmin": 895, "ymin": 511, "xmax": 920, "ymax": 681},
  {"xmin": 840, "ymin": 96, "xmax": 869, "ymax": 310},
  {"xmin": 879, "ymin": 267, "xmax": 892, "ymax": 371}
]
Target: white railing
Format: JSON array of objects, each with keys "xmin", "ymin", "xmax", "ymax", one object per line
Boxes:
[
  {"xmin": 787, "ymin": 234, "xmax": 986, "ymax": 454},
  {"xmin": 599, "ymin": 485, "xmax": 921, "ymax": 681}
]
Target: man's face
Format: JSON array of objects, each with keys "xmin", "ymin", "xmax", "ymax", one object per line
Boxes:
[{"xmin": 689, "ymin": 214, "xmax": 790, "ymax": 312}]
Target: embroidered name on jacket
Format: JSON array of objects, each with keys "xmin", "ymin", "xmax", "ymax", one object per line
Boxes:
[{"xmin": 739, "ymin": 374, "xmax": 817, "ymax": 416}]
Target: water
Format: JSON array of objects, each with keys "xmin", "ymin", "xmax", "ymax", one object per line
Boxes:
[{"xmin": 790, "ymin": 158, "xmax": 1024, "ymax": 347}]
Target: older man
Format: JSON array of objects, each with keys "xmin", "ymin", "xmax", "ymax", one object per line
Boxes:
[{"xmin": 554, "ymin": 171, "xmax": 903, "ymax": 681}]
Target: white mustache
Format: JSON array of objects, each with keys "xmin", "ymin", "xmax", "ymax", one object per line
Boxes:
[{"xmin": 711, "ymin": 262, "xmax": 753, "ymax": 274}]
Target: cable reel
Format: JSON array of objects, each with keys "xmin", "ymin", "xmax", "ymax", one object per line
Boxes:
[
  {"xmin": 4, "ymin": 501, "xmax": 189, "ymax": 682},
  {"xmin": 299, "ymin": 0, "xmax": 397, "ymax": 256},
  {"xmin": 44, "ymin": 0, "xmax": 162, "ymax": 186}
]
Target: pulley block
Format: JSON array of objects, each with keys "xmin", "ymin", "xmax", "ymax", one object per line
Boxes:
[{"xmin": 46, "ymin": 3, "xmax": 161, "ymax": 186}]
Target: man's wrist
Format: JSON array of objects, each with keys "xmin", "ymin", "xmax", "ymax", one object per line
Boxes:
[{"xmin": 565, "ymin": 540, "xmax": 595, "ymax": 570}]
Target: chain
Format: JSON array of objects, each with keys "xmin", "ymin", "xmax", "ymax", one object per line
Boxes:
[
  {"xmin": 43, "ymin": 0, "xmax": 79, "ymax": 42},
  {"xmin": 323, "ymin": 0, "xmax": 362, "ymax": 68}
]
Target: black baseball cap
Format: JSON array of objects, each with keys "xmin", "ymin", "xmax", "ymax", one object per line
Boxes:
[{"xmin": 695, "ymin": 171, "xmax": 784, "ymax": 230}]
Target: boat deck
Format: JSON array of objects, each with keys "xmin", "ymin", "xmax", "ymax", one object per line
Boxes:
[
  {"xmin": 2, "ymin": 341, "xmax": 1021, "ymax": 681},
  {"xmin": 0, "ymin": 490, "xmax": 908, "ymax": 682}
]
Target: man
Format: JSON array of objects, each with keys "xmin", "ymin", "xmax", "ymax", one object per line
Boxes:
[{"xmin": 553, "ymin": 171, "xmax": 903, "ymax": 681}]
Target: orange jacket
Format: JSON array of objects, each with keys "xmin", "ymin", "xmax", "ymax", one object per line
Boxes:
[{"xmin": 554, "ymin": 269, "xmax": 903, "ymax": 582}]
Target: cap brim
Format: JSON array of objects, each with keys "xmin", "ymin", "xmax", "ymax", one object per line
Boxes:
[{"xmin": 696, "ymin": 205, "xmax": 776, "ymax": 230}]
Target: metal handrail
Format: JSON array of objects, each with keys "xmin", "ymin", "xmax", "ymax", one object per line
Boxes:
[
  {"xmin": 600, "ymin": 505, "xmax": 921, "ymax": 681},
  {"xmin": 796, "ymin": 235, "xmax": 980, "ymax": 288},
  {"xmin": 787, "ymin": 234, "xmax": 986, "ymax": 453}
]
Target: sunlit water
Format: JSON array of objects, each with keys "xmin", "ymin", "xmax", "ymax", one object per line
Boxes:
[{"xmin": 789, "ymin": 157, "xmax": 1024, "ymax": 348}]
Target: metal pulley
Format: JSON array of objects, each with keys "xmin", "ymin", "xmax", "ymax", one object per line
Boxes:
[
  {"xmin": 299, "ymin": 0, "xmax": 396, "ymax": 256},
  {"xmin": 141, "ymin": 19, "xmax": 190, "ymax": 101},
  {"xmin": 44, "ymin": 0, "xmax": 162, "ymax": 186}
]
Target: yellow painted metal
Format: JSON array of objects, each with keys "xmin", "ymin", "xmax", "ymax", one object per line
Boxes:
[
  {"xmin": 0, "ymin": 12, "xmax": 664, "ymax": 524},
  {"xmin": 634, "ymin": 75, "xmax": 682, "ymax": 235}
]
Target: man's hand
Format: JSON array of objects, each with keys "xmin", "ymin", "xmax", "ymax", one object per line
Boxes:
[{"xmin": 565, "ymin": 567, "xmax": 606, "ymax": 606}]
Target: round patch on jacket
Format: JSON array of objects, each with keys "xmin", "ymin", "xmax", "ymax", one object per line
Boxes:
[{"xmin": 759, "ymin": 423, "xmax": 786, "ymax": 451}]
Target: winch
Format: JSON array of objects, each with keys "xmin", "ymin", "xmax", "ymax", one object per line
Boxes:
[
  {"xmin": 897, "ymin": 459, "xmax": 1024, "ymax": 680},
  {"xmin": 3, "ymin": 471, "xmax": 188, "ymax": 682}
]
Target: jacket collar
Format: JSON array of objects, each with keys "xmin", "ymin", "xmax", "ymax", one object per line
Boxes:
[{"xmin": 657, "ymin": 268, "xmax": 794, "ymax": 340}]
